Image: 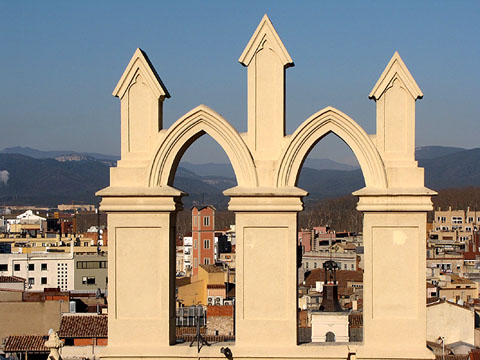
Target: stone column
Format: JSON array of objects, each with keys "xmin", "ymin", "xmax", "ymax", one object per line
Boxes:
[
  {"xmin": 98, "ymin": 186, "xmax": 183, "ymax": 350},
  {"xmin": 225, "ymin": 187, "xmax": 306, "ymax": 348},
  {"xmin": 356, "ymin": 189, "xmax": 435, "ymax": 359}
]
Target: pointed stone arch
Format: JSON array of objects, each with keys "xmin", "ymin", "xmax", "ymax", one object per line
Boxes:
[
  {"xmin": 276, "ymin": 107, "xmax": 387, "ymax": 189},
  {"xmin": 148, "ymin": 104, "xmax": 257, "ymax": 188}
]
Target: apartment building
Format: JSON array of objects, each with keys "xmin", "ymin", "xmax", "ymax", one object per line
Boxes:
[
  {"xmin": 183, "ymin": 235, "xmax": 192, "ymax": 273},
  {"xmin": 191, "ymin": 206, "xmax": 215, "ymax": 276},
  {"xmin": 73, "ymin": 253, "xmax": 108, "ymax": 292},
  {"xmin": 430, "ymin": 207, "xmax": 480, "ymax": 247},
  {"xmin": 0, "ymin": 252, "xmax": 74, "ymax": 291},
  {"xmin": 6, "ymin": 210, "xmax": 46, "ymax": 236}
]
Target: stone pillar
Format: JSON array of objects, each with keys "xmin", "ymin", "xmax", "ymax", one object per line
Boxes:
[
  {"xmin": 97, "ymin": 186, "xmax": 183, "ymax": 350},
  {"xmin": 225, "ymin": 188, "xmax": 306, "ymax": 348},
  {"xmin": 356, "ymin": 190, "xmax": 435, "ymax": 359}
]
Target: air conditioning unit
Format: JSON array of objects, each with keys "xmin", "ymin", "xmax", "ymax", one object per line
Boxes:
[
  {"xmin": 223, "ymin": 300, "xmax": 233, "ymax": 306},
  {"xmin": 214, "ymin": 296, "xmax": 223, "ymax": 306},
  {"xmin": 207, "ymin": 296, "xmax": 214, "ymax": 305}
]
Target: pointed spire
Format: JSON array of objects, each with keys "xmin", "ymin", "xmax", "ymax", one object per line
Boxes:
[
  {"xmin": 239, "ymin": 15, "xmax": 293, "ymax": 161},
  {"xmin": 113, "ymin": 48, "xmax": 170, "ymax": 100},
  {"xmin": 239, "ymin": 14, "xmax": 294, "ymax": 68},
  {"xmin": 369, "ymin": 51, "xmax": 423, "ymax": 101}
]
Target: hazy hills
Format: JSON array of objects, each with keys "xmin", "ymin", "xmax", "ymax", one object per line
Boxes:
[
  {"xmin": 1, "ymin": 146, "xmax": 479, "ymax": 208},
  {"xmin": 1, "ymin": 146, "xmax": 120, "ymax": 164}
]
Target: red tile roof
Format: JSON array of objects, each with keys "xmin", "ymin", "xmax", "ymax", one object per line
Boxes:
[
  {"xmin": 0, "ymin": 276, "xmax": 26, "ymax": 283},
  {"xmin": 59, "ymin": 315, "xmax": 107, "ymax": 338},
  {"xmin": 199, "ymin": 264, "xmax": 224, "ymax": 273},
  {"xmin": 435, "ymin": 355, "xmax": 468, "ymax": 360},
  {"xmin": 4, "ymin": 335, "xmax": 49, "ymax": 352},
  {"xmin": 303, "ymin": 269, "xmax": 363, "ymax": 288},
  {"xmin": 207, "ymin": 284, "xmax": 226, "ymax": 289},
  {"xmin": 207, "ymin": 305, "xmax": 233, "ymax": 317}
]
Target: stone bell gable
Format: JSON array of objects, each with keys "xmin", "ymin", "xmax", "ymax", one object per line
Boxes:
[{"xmin": 98, "ymin": 14, "xmax": 435, "ymax": 360}]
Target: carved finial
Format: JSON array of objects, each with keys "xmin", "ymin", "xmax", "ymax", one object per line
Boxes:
[
  {"xmin": 113, "ymin": 48, "xmax": 170, "ymax": 100},
  {"xmin": 113, "ymin": 49, "xmax": 170, "ymax": 159},
  {"xmin": 239, "ymin": 14, "xmax": 294, "ymax": 68},
  {"xmin": 240, "ymin": 15, "xmax": 293, "ymax": 162},
  {"xmin": 369, "ymin": 51, "xmax": 423, "ymax": 101},
  {"xmin": 371, "ymin": 51, "xmax": 422, "ymax": 169}
]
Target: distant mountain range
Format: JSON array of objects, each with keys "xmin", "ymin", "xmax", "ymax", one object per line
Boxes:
[
  {"xmin": 0, "ymin": 145, "xmax": 479, "ymax": 208},
  {"xmin": 0, "ymin": 146, "xmax": 119, "ymax": 165}
]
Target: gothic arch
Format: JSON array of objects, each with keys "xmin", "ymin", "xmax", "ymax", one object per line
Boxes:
[
  {"xmin": 148, "ymin": 104, "xmax": 257, "ymax": 187},
  {"xmin": 276, "ymin": 107, "xmax": 387, "ymax": 189}
]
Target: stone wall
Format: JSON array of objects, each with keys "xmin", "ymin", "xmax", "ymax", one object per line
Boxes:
[{"xmin": 207, "ymin": 316, "xmax": 234, "ymax": 336}]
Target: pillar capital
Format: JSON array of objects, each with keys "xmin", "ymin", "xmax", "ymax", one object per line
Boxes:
[
  {"xmin": 96, "ymin": 186, "xmax": 185, "ymax": 212},
  {"xmin": 353, "ymin": 186, "xmax": 436, "ymax": 212},
  {"xmin": 224, "ymin": 186, "xmax": 306, "ymax": 212}
]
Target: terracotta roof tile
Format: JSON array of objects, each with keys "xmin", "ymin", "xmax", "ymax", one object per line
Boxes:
[
  {"xmin": 0, "ymin": 276, "xmax": 26, "ymax": 283},
  {"xmin": 303, "ymin": 269, "xmax": 363, "ymax": 288},
  {"xmin": 207, "ymin": 284, "xmax": 226, "ymax": 289},
  {"xmin": 207, "ymin": 305, "xmax": 233, "ymax": 317},
  {"xmin": 435, "ymin": 355, "xmax": 469, "ymax": 360},
  {"xmin": 59, "ymin": 315, "xmax": 107, "ymax": 338},
  {"xmin": 4, "ymin": 335, "xmax": 49, "ymax": 352},
  {"xmin": 199, "ymin": 264, "xmax": 224, "ymax": 273}
]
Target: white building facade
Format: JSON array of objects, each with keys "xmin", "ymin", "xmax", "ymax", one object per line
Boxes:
[{"xmin": 0, "ymin": 252, "xmax": 74, "ymax": 291}]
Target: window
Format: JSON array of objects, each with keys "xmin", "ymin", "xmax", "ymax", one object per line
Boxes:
[
  {"xmin": 82, "ymin": 276, "xmax": 96, "ymax": 285},
  {"xmin": 41, "ymin": 277, "xmax": 47, "ymax": 285},
  {"xmin": 76, "ymin": 261, "xmax": 107, "ymax": 269},
  {"xmin": 204, "ymin": 258, "xmax": 210, "ymax": 265},
  {"xmin": 0, "ymin": 264, "xmax": 7, "ymax": 271},
  {"xmin": 194, "ymin": 240, "xmax": 197, "ymax": 249},
  {"xmin": 305, "ymin": 262, "xmax": 309, "ymax": 269},
  {"xmin": 14, "ymin": 264, "xmax": 20, "ymax": 271},
  {"xmin": 204, "ymin": 239, "xmax": 210, "ymax": 249},
  {"xmin": 314, "ymin": 262, "xmax": 317, "ymax": 269},
  {"xmin": 193, "ymin": 216, "xmax": 197, "ymax": 226},
  {"xmin": 466, "ymin": 227, "xmax": 472, "ymax": 232},
  {"xmin": 83, "ymin": 242, "xmax": 89, "ymax": 246},
  {"xmin": 452, "ymin": 216, "xmax": 463, "ymax": 224},
  {"xmin": 194, "ymin": 259, "xmax": 198, "ymax": 268},
  {"xmin": 28, "ymin": 264, "xmax": 34, "ymax": 271},
  {"xmin": 28, "ymin": 278, "xmax": 35, "ymax": 285},
  {"xmin": 203, "ymin": 216, "xmax": 210, "ymax": 226},
  {"xmin": 468, "ymin": 217, "xmax": 474, "ymax": 223},
  {"xmin": 41, "ymin": 263, "xmax": 47, "ymax": 271}
]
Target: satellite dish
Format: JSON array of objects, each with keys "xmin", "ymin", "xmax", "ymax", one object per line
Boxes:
[{"xmin": 48, "ymin": 328, "xmax": 54, "ymax": 335}]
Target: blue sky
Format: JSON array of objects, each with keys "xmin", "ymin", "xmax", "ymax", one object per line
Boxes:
[{"xmin": 0, "ymin": 1, "xmax": 479, "ymax": 164}]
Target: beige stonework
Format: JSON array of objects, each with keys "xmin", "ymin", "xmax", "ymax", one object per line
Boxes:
[{"xmin": 98, "ymin": 14, "xmax": 435, "ymax": 360}]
